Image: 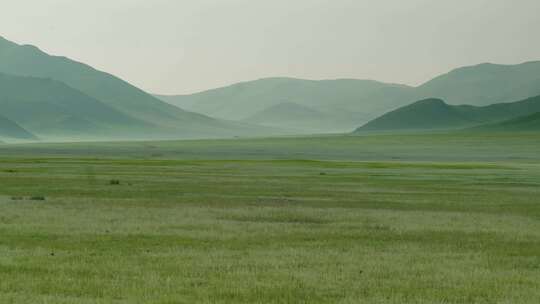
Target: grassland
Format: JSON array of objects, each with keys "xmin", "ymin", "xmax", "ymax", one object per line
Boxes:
[{"xmin": 0, "ymin": 132, "xmax": 539, "ymax": 303}]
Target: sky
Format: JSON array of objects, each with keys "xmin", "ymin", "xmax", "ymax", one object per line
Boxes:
[{"xmin": 1, "ymin": 0, "xmax": 539, "ymax": 94}]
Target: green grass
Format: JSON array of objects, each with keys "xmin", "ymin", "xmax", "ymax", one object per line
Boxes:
[
  {"xmin": 0, "ymin": 132, "xmax": 539, "ymax": 303},
  {"xmin": 1, "ymin": 131, "xmax": 540, "ymax": 162}
]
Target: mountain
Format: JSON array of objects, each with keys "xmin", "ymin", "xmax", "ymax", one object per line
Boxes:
[
  {"xmin": 4, "ymin": 35, "xmax": 538, "ymax": 138},
  {"xmin": 473, "ymin": 112, "xmax": 540, "ymax": 131},
  {"xmin": 356, "ymin": 99, "xmax": 474, "ymax": 131},
  {"xmin": 416, "ymin": 61, "xmax": 540, "ymax": 106},
  {"xmin": 0, "ymin": 73, "xmax": 151, "ymax": 139},
  {"xmin": 243, "ymin": 102, "xmax": 345, "ymax": 133},
  {"xmin": 156, "ymin": 78, "xmax": 415, "ymax": 132},
  {"xmin": 0, "ymin": 36, "xmax": 273, "ymax": 140},
  {"xmin": 355, "ymin": 95, "xmax": 540, "ymax": 132},
  {"xmin": 0, "ymin": 114, "xmax": 36, "ymax": 140},
  {"xmin": 156, "ymin": 61, "xmax": 540, "ymax": 134}
]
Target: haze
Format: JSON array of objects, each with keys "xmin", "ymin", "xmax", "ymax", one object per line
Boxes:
[{"xmin": 1, "ymin": 0, "xmax": 539, "ymax": 94}]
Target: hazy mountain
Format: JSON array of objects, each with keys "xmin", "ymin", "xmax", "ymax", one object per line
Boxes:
[
  {"xmin": 416, "ymin": 61, "xmax": 540, "ymax": 106},
  {"xmin": 356, "ymin": 95, "xmax": 540, "ymax": 132},
  {"xmin": 0, "ymin": 36, "xmax": 274, "ymax": 140},
  {"xmin": 472, "ymin": 112, "xmax": 540, "ymax": 131},
  {"xmin": 0, "ymin": 73, "xmax": 153, "ymax": 139},
  {"xmin": 242, "ymin": 102, "xmax": 346, "ymax": 133},
  {"xmin": 4, "ymin": 35, "xmax": 539, "ymax": 138},
  {"xmin": 0, "ymin": 114, "xmax": 36, "ymax": 140},
  {"xmin": 156, "ymin": 78, "xmax": 415, "ymax": 132},
  {"xmin": 157, "ymin": 61, "xmax": 540, "ymax": 134}
]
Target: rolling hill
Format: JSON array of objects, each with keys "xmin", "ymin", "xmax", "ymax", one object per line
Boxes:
[
  {"xmin": 157, "ymin": 61, "xmax": 540, "ymax": 134},
  {"xmin": 355, "ymin": 99, "xmax": 474, "ymax": 131},
  {"xmin": 0, "ymin": 36, "xmax": 274, "ymax": 140},
  {"xmin": 0, "ymin": 73, "xmax": 156, "ymax": 139},
  {"xmin": 416, "ymin": 61, "xmax": 540, "ymax": 106},
  {"xmin": 355, "ymin": 95, "xmax": 540, "ymax": 132},
  {"xmin": 472, "ymin": 112, "xmax": 540, "ymax": 131},
  {"xmin": 243, "ymin": 102, "xmax": 345, "ymax": 133},
  {"xmin": 156, "ymin": 78, "xmax": 415, "ymax": 132},
  {"xmin": 0, "ymin": 114, "xmax": 36, "ymax": 140},
  {"xmin": 3, "ymin": 36, "xmax": 539, "ymax": 138}
]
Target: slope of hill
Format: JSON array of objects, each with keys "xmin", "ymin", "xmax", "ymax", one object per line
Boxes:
[
  {"xmin": 356, "ymin": 99, "xmax": 474, "ymax": 131},
  {"xmin": 416, "ymin": 61, "xmax": 540, "ymax": 106},
  {"xmin": 0, "ymin": 73, "xmax": 152, "ymax": 139},
  {"xmin": 0, "ymin": 114, "xmax": 36, "ymax": 140},
  {"xmin": 242, "ymin": 102, "xmax": 347, "ymax": 133},
  {"xmin": 244, "ymin": 102, "xmax": 327, "ymax": 123},
  {"xmin": 0, "ymin": 36, "xmax": 273, "ymax": 139},
  {"xmin": 156, "ymin": 78, "xmax": 415, "ymax": 130},
  {"xmin": 356, "ymin": 95, "xmax": 540, "ymax": 132},
  {"xmin": 473, "ymin": 112, "xmax": 540, "ymax": 131}
]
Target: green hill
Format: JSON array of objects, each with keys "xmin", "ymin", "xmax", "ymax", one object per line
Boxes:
[
  {"xmin": 0, "ymin": 114, "xmax": 36, "ymax": 140},
  {"xmin": 156, "ymin": 78, "xmax": 415, "ymax": 132},
  {"xmin": 356, "ymin": 99, "xmax": 473, "ymax": 131},
  {"xmin": 473, "ymin": 112, "xmax": 540, "ymax": 131},
  {"xmin": 156, "ymin": 61, "xmax": 540, "ymax": 134},
  {"xmin": 0, "ymin": 73, "xmax": 152, "ymax": 139},
  {"xmin": 4, "ymin": 36, "xmax": 538, "ymax": 137},
  {"xmin": 356, "ymin": 95, "xmax": 540, "ymax": 132},
  {"xmin": 416, "ymin": 61, "xmax": 540, "ymax": 106},
  {"xmin": 0, "ymin": 36, "xmax": 273, "ymax": 139}
]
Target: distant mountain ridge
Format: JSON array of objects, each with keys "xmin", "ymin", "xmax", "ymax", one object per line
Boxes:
[
  {"xmin": 0, "ymin": 36, "xmax": 185, "ymax": 124},
  {"xmin": 2, "ymin": 35, "xmax": 539, "ymax": 139},
  {"xmin": 416, "ymin": 61, "xmax": 540, "ymax": 106},
  {"xmin": 157, "ymin": 61, "xmax": 540, "ymax": 134},
  {"xmin": 156, "ymin": 77, "xmax": 415, "ymax": 132},
  {"xmin": 355, "ymin": 95, "xmax": 540, "ymax": 132},
  {"xmin": 0, "ymin": 72, "xmax": 150, "ymax": 139},
  {"xmin": 0, "ymin": 36, "xmax": 277, "ymax": 140}
]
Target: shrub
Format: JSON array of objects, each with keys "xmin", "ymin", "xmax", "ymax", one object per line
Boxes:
[{"xmin": 110, "ymin": 179, "xmax": 121, "ymax": 185}]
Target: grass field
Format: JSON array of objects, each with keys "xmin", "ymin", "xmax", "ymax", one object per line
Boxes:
[{"xmin": 1, "ymin": 132, "xmax": 539, "ymax": 303}]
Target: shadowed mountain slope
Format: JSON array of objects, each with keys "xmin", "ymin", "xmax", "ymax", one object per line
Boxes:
[
  {"xmin": 0, "ymin": 73, "xmax": 151, "ymax": 139},
  {"xmin": 0, "ymin": 114, "xmax": 36, "ymax": 140},
  {"xmin": 356, "ymin": 95, "xmax": 540, "ymax": 132},
  {"xmin": 472, "ymin": 112, "xmax": 540, "ymax": 131}
]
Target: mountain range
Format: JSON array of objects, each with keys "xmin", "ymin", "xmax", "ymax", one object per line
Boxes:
[
  {"xmin": 157, "ymin": 61, "xmax": 540, "ymax": 133},
  {"xmin": 1, "ymin": 35, "xmax": 539, "ymax": 141},
  {"xmin": 0, "ymin": 36, "xmax": 276, "ymax": 141},
  {"xmin": 156, "ymin": 78, "xmax": 413, "ymax": 132}
]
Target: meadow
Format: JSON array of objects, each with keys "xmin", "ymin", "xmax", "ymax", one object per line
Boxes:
[{"xmin": 0, "ymin": 132, "xmax": 539, "ymax": 303}]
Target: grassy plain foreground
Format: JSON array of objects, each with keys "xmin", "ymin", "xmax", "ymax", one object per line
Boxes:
[{"xmin": 0, "ymin": 132, "xmax": 539, "ymax": 303}]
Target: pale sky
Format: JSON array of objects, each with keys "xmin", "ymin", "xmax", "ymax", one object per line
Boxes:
[{"xmin": 1, "ymin": 0, "xmax": 539, "ymax": 94}]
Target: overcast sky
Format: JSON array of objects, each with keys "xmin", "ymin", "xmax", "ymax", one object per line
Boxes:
[{"xmin": 1, "ymin": 0, "xmax": 539, "ymax": 94}]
